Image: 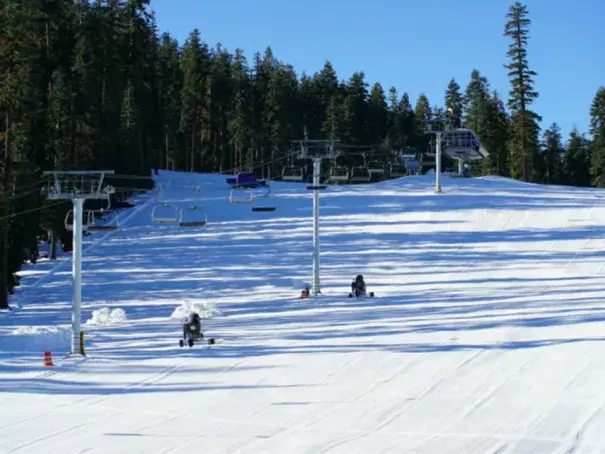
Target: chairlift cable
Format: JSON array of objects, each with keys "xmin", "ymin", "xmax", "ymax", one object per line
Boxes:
[{"xmin": 0, "ymin": 199, "xmax": 65, "ymax": 221}]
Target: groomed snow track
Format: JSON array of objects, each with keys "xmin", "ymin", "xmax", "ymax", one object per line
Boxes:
[{"xmin": 3, "ymin": 172, "xmax": 605, "ymax": 453}]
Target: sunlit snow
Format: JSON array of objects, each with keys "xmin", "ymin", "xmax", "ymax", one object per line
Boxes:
[{"xmin": 2, "ymin": 170, "xmax": 605, "ymax": 453}]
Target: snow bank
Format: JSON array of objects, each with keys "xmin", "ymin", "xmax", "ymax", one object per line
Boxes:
[
  {"xmin": 86, "ymin": 307, "xmax": 127, "ymax": 326},
  {"xmin": 170, "ymin": 300, "xmax": 220, "ymax": 321},
  {"xmin": 9, "ymin": 325, "xmax": 71, "ymax": 353}
]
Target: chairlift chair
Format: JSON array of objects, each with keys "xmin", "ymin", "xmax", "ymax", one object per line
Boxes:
[
  {"xmin": 65, "ymin": 210, "xmax": 92, "ymax": 232},
  {"xmin": 306, "ymin": 175, "xmax": 327, "ymax": 190},
  {"xmin": 423, "ymin": 144, "xmax": 436, "ymax": 162},
  {"xmin": 85, "ymin": 192, "xmax": 119, "ymax": 231},
  {"xmin": 151, "ymin": 203, "xmax": 179, "ymax": 224},
  {"xmin": 178, "ymin": 206, "xmax": 208, "ymax": 227},
  {"xmin": 307, "ymin": 183, "xmax": 327, "ymax": 191},
  {"xmin": 424, "ymin": 141, "xmax": 436, "ymax": 159},
  {"xmin": 88, "ymin": 210, "xmax": 119, "ymax": 231},
  {"xmin": 175, "ymin": 186, "xmax": 208, "ymax": 227},
  {"xmin": 350, "ymin": 166, "xmax": 371, "ymax": 183},
  {"xmin": 368, "ymin": 161, "xmax": 385, "ymax": 175},
  {"xmin": 251, "ymin": 196, "xmax": 277, "ymax": 212},
  {"xmin": 389, "ymin": 163, "xmax": 407, "ymax": 179},
  {"xmin": 282, "ymin": 166, "xmax": 304, "ymax": 182},
  {"xmin": 420, "ymin": 150, "xmax": 436, "ymax": 168},
  {"xmin": 229, "ymin": 187, "xmax": 253, "ymax": 204},
  {"xmin": 328, "ymin": 166, "xmax": 349, "ymax": 184},
  {"xmin": 250, "ymin": 185, "xmax": 276, "ymax": 212}
]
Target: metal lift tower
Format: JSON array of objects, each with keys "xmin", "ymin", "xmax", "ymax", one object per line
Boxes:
[
  {"xmin": 292, "ymin": 140, "xmax": 340, "ymax": 295},
  {"xmin": 43, "ymin": 170, "xmax": 116, "ymax": 356}
]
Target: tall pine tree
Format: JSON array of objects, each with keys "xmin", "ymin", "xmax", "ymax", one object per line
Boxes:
[
  {"xmin": 504, "ymin": 2, "xmax": 541, "ymax": 182},
  {"xmin": 463, "ymin": 69, "xmax": 490, "ymax": 138},
  {"xmin": 482, "ymin": 91, "xmax": 510, "ymax": 176},
  {"xmin": 156, "ymin": 32, "xmax": 182, "ymax": 170},
  {"xmin": 541, "ymin": 123, "xmax": 564, "ymax": 184},
  {"xmin": 368, "ymin": 83, "xmax": 388, "ymax": 146},
  {"xmin": 589, "ymin": 87, "xmax": 605, "ymax": 187},
  {"xmin": 445, "ymin": 78, "xmax": 464, "ymax": 128},
  {"xmin": 563, "ymin": 128, "xmax": 591, "ymax": 187},
  {"xmin": 228, "ymin": 49, "xmax": 251, "ymax": 173},
  {"xmin": 180, "ymin": 29, "xmax": 209, "ymax": 172}
]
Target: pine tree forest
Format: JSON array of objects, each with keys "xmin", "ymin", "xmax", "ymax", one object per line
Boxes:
[{"xmin": 0, "ymin": 0, "xmax": 604, "ymax": 308}]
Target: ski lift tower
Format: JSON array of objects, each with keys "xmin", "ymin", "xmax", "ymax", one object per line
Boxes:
[
  {"xmin": 292, "ymin": 139, "xmax": 340, "ymax": 296},
  {"xmin": 42, "ymin": 170, "xmax": 116, "ymax": 357},
  {"xmin": 424, "ymin": 119, "xmax": 489, "ymax": 193}
]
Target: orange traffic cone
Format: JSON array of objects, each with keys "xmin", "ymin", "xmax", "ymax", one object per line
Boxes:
[{"xmin": 43, "ymin": 351, "xmax": 54, "ymax": 367}]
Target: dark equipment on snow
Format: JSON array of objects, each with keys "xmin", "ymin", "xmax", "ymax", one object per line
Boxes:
[
  {"xmin": 179, "ymin": 312, "xmax": 215, "ymax": 348},
  {"xmin": 349, "ymin": 274, "xmax": 374, "ymax": 298}
]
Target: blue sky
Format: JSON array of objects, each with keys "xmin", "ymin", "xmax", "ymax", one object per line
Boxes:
[{"xmin": 149, "ymin": 0, "xmax": 603, "ymax": 140}]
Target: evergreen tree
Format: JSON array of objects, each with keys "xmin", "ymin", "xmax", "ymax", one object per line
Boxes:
[
  {"xmin": 0, "ymin": 0, "xmax": 45, "ymax": 307},
  {"xmin": 589, "ymin": 87, "xmax": 605, "ymax": 187},
  {"xmin": 156, "ymin": 32, "xmax": 183, "ymax": 170},
  {"xmin": 398, "ymin": 93, "xmax": 416, "ymax": 147},
  {"xmin": 414, "ymin": 93, "xmax": 432, "ymax": 154},
  {"xmin": 384, "ymin": 87, "xmax": 402, "ymax": 150},
  {"xmin": 319, "ymin": 61, "xmax": 342, "ymax": 141},
  {"xmin": 563, "ymin": 128, "xmax": 591, "ymax": 186},
  {"xmin": 541, "ymin": 123, "xmax": 564, "ymax": 184},
  {"xmin": 316, "ymin": 61, "xmax": 339, "ymax": 135},
  {"xmin": 228, "ymin": 49, "xmax": 251, "ymax": 173},
  {"xmin": 346, "ymin": 72, "xmax": 370, "ymax": 145},
  {"xmin": 250, "ymin": 47, "xmax": 277, "ymax": 171},
  {"xmin": 414, "ymin": 93, "xmax": 432, "ymax": 126},
  {"xmin": 388, "ymin": 87, "xmax": 399, "ymax": 112},
  {"xmin": 445, "ymin": 78, "xmax": 464, "ymax": 128},
  {"xmin": 482, "ymin": 91, "xmax": 510, "ymax": 176},
  {"xmin": 118, "ymin": 81, "xmax": 139, "ymax": 174},
  {"xmin": 258, "ymin": 48, "xmax": 279, "ymax": 177},
  {"xmin": 338, "ymin": 92, "xmax": 355, "ymax": 145},
  {"xmin": 299, "ymin": 73, "xmax": 321, "ymax": 140},
  {"xmin": 208, "ymin": 43, "xmax": 233, "ymax": 172},
  {"xmin": 367, "ymin": 83, "xmax": 388, "ymax": 145},
  {"xmin": 504, "ymin": 1, "xmax": 541, "ymax": 182},
  {"xmin": 180, "ymin": 29, "xmax": 209, "ymax": 172},
  {"xmin": 264, "ymin": 63, "xmax": 298, "ymax": 178},
  {"xmin": 463, "ymin": 69, "xmax": 490, "ymax": 137}
]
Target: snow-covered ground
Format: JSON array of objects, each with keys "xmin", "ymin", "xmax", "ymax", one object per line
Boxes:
[{"xmin": 3, "ymin": 170, "xmax": 605, "ymax": 453}]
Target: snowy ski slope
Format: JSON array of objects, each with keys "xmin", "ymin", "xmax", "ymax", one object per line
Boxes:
[{"xmin": 3, "ymin": 171, "xmax": 605, "ymax": 453}]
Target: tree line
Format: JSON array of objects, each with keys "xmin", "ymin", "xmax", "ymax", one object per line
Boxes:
[{"xmin": 1, "ymin": 0, "xmax": 604, "ymax": 308}]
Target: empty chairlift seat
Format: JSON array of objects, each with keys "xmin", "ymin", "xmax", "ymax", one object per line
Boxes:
[
  {"xmin": 389, "ymin": 163, "xmax": 407, "ymax": 179},
  {"xmin": 179, "ymin": 206, "xmax": 208, "ymax": 227},
  {"xmin": 251, "ymin": 187, "xmax": 276, "ymax": 212},
  {"xmin": 328, "ymin": 166, "xmax": 349, "ymax": 184},
  {"xmin": 350, "ymin": 166, "xmax": 371, "ymax": 183},
  {"xmin": 368, "ymin": 161, "xmax": 385, "ymax": 175},
  {"xmin": 229, "ymin": 187, "xmax": 254, "ymax": 204},
  {"xmin": 440, "ymin": 129, "xmax": 487, "ymax": 161},
  {"xmin": 152, "ymin": 203, "xmax": 179, "ymax": 224},
  {"xmin": 282, "ymin": 166, "xmax": 304, "ymax": 182},
  {"xmin": 88, "ymin": 210, "xmax": 119, "ymax": 231},
  {"xmin": 65, "ymin": 210, "xmax": 91, "ymax": 232},
  {"xmin": 251, "ymin": 197, "xmax": 277, "ymax": 212}
]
